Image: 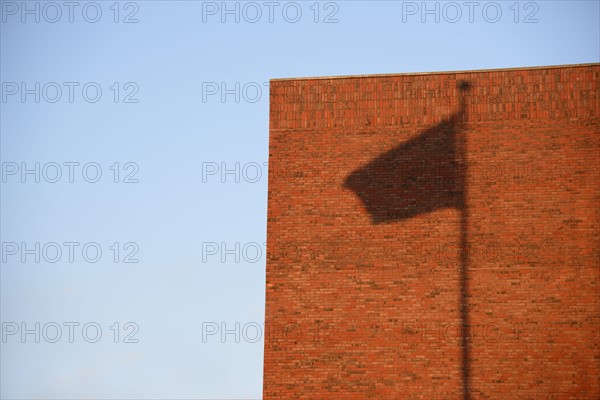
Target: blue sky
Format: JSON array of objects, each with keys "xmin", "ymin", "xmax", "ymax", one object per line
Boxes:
[{"xmin": 0, "ymin": 1, "xmax": 598, "ymax": 398}]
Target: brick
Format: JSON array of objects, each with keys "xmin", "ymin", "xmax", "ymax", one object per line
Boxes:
[{"xmin": 264, "ymin": 64, "xmax": 600, "ymax": 399}]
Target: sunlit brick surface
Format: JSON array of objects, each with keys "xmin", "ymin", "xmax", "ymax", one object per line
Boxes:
[{"xmin": 264, "ymin": 64, "xmax": 599, "ymax": 399}]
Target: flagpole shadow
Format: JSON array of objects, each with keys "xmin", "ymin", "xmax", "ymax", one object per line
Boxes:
[
  {"xmin": 344, "ymin": 81, "xmax": 472, "ymax": 400},
  {"xmin": 457, "ymin": 80, "xmax": 471, "ymax": 400}
]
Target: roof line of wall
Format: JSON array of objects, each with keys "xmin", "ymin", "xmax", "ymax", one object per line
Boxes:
[{"xmin": 270, "ymin": 62, "xmax": 600, "ymax": 82}]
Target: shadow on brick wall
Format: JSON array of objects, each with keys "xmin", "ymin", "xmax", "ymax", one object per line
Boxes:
[{"xmin": 343, "ymin": 80, "xmax": 473, "ymax": 400}]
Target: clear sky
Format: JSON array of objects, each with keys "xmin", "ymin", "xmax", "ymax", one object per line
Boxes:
[{"xmin": 0, "ymin": 0, "xmax": 598, "ymax": 398}]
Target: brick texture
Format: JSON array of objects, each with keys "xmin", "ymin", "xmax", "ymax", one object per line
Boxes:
[{"xmin": 263, "ymin": 64, "xmax": 600, "ymax": 399}]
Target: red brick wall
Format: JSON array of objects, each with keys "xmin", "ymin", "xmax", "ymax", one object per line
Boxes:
[{"xmin": 263, "ymin": 64, "xmax": 600, "ymax": 399}]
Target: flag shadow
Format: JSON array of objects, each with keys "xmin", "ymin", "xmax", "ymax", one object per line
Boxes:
[
  {"xmin": 343, "ymin": 114, "xmax": 465, "ymax": 224},
  {"xmin": 343, "ymin": 80, "xmax": 472, "ymax": 400}
]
